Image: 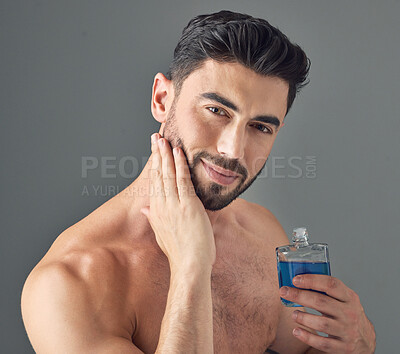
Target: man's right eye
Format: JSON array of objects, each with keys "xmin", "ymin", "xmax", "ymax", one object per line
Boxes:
[{"xmin": 207, "ymin": 107, "xmax": 228, "ymax": 116}]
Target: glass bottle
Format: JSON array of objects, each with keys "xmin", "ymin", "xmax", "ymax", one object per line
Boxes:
[{"xmin": 276, "ymin": 227, "xmax": 331, "ymax": 307}]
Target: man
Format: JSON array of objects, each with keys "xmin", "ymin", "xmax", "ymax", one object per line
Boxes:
[{"xmin": 21, "ymin": 10, "xmax": 376, "ymax": 353}]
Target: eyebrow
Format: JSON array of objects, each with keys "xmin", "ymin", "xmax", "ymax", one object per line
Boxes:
[{"xmin": 199, "ymin": 92, "xmax": 281, "ymax": 129}]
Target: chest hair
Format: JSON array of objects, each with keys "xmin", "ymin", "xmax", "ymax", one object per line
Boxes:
[{"xmin": 210, "ymin": 251, "xmax": 280, "ymax": 353}]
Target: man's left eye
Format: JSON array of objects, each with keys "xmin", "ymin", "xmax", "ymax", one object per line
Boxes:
[{"xmin": 252, "ymin": 124, "xmax": 273, "ymax": 134}]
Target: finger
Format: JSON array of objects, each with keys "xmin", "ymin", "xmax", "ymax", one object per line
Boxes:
[
  {"xmin": 292, "ymin": 275, "xmax": 351, "ymax": 302},
  {"xmin": 292, "ymin": 310, "xmax": 344, "ymax": 338},
  {"xmin": 279, "ymin": 287, "xmax": 338, "ymax": 318},
  {"xmin": 150, "ymin": 133, "xmax": 165, "ymax": 203},
  {"xmin": 157, "ymin": 138, "xmax": 178, "ymax": 202},
  {"xmin": 292, "ymin": 327, "xmax": 347, "ymax": 353},
  {"xmin": 173, "ymin": 147, "xmax": 195, "ymax": 201}
]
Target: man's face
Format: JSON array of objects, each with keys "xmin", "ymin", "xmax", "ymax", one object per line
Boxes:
[{"xmin": 162, "ymin": 59, "xmax": 288, "ymax": 210}]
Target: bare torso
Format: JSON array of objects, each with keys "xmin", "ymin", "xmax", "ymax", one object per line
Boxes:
[{"xmin": 32, "ymin": 191, "xmax": 287, "ymax": 354}]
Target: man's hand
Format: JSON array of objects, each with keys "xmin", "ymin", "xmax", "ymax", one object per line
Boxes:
[
  {"xmin": 279, "ymin": 275, "xmax": 376, "ymax": 353},
  {"xmin": 141, "ymin": 133, "xmax": 215, "ymax": 352},
  {"xmin": 141, "ymin": 133, "xmax": 216, "ymax": 274}
]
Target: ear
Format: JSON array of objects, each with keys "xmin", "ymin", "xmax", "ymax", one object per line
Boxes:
[{"xmin": 151, "ymin": 72, "xmax": 173, "ymax": 124}]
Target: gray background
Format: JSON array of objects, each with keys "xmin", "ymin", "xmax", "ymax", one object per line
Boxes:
[{"xmin": 1, "ymin": 0, "xmax": 398, "ymax": 352}]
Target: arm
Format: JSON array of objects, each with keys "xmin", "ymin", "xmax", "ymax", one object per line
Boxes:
[
  {"xmin": 157, "ymin": 266, "xmax": 213, "ymax": 352},
  {"xmin": 22, "ymin": 261, "xmax": 214, "ymax": 354},
  {"xmin": 141, "ymin": 134, "xmax": 216, "ymax": 353},
  {"xmin": 268, "ymin": 305, "xmax": 311, "ymax": 354},
  {"xmin": 21, "ymin": 263, "xmax": 144, "ymax": 353}
]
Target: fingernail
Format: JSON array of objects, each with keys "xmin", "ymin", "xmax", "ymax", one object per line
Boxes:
[
  {"xmin": 151, "ymin": 133, "xmax": 157, "ymax": 144},
  {"xmin": 293, "ymin": 328, "xmax": 301, "ymax": 336},
  {"xmin": 293, "ymin": 276, "xmax": 302, "ymax": 285},
  {"xmin": 158, "ymin": 138, "xmax": 165, "ymax": 148},
  {"xmin": 292, "ymin": 310, "xmax": 298, "ymax": 320},
  {"xmin": 173, "ymin": 147, "xmax": 179, "ymax": 156},
  {"xmin": 280, "ymin": 287, "xmax": 288, "ymax": 296}
]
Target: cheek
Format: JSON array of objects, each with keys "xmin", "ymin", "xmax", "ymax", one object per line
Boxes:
[
  {"xmin": 246, "ymin": 140, "xmax": 275, "ymax": 174},
  {"xmin": 184, "ymin": 107, "xmax": 219, "ymax": 146}
]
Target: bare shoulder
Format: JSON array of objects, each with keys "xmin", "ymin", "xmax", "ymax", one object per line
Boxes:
[
  {"xmin": 21, "ymin": 247, "xmax": 139, "ymax": 353},
  {"xmin": 231, "ymin": 198, "xmax": 290, "ymax": 247}
]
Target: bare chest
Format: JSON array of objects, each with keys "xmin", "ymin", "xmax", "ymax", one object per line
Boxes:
[
  {"xmin": 210, "ymin": 251, "xmax": 281, "ymax": 353},
  {"xmin": 133, "ymin": 243, "xmax": 281, "ymax": 354}
]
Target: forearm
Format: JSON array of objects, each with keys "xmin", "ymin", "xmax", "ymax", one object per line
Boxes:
[{"xmin": 155, "ymin": 266, "xmax": 214, "ymax": 353}]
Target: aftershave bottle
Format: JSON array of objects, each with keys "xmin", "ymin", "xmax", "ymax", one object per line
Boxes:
[{"xmin": 276, "ymin": 227, "xmax": 331, "ymax": 307}]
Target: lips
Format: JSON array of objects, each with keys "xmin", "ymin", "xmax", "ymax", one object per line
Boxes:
[{"xmin": 201, "ymin": 159, "xmax": 239, "ymax": 185}]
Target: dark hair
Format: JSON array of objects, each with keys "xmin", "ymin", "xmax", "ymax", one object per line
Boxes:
[{"xmin": 166, "ymin": 10, "xmax": 310, "ymax": 115}]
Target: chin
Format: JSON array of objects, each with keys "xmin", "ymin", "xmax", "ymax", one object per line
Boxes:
[{"xmin": 192, "ymin": 179, "xmax": 244, "ymax": 211}]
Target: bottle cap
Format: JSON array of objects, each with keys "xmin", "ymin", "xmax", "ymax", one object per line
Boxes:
[{"xmin": 292, "ymin": 227, "xmax": 308, "ymax": 243}]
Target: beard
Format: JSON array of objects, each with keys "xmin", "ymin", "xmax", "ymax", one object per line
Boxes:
[{"xmin": 162, "ymin": 98, "xmax": 266, "ymax": 211}]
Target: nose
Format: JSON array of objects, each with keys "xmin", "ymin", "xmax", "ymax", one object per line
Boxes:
[{"xmin": 216, "ymin": 124, "xmax": 245, "ymax": 160}]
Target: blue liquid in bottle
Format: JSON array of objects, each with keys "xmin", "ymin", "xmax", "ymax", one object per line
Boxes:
[{"xmin": 278, "ymin": 261, "xmax": 331, "ymax": 307}]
